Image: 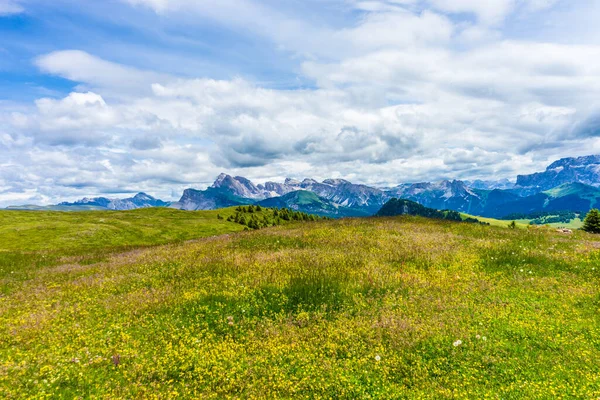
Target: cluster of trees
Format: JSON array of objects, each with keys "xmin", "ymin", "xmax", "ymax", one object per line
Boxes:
[
  {"xmin": 219, "ymin": 206, "xmax": 329, "ymax": 231},
  {"xmin": 501, "ymin": 209, "xmax": 600, "ymax": 233}
]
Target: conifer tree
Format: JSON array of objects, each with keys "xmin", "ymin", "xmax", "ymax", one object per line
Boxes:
[{"xmin": 582, "ymin": 209, "xmax": 600, "ymax": 234}]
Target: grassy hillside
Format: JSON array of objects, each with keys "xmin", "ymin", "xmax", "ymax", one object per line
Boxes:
[
  {"xmin": 0, "ymin": 207, "xmax": 282, "ymax": 283},
  {"xmin": 461, "ymin": 213, "xmax": 529, "ymax": 228},
  {"xmin": 1, "ymin": 214, "xmax": 600, "ymax": 398},
  {"xmin": 544, "ymin": 182, "xmax": 600, "ymax": 200}
]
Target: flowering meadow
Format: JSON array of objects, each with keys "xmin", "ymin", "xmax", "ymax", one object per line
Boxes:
[{"xmin": 1, "ymin": 210, "xmax": 600, "ymax": 398}]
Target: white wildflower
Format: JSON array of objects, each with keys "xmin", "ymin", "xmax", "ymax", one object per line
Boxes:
[{"xmin": 453, "ymin": 340, "xmax": 463, "ymax": 347}]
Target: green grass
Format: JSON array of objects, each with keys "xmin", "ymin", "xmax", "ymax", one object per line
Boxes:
[
  {"xmin": 461, "ymin": 213, "xmax": 529, "ymax": 228},
  {"xmin": 1, "ymin": 212, "xmax": 600, "ymax": 398}
]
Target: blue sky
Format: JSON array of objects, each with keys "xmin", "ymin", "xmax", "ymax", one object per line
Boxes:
[{"xmin": 1, "ymin": 0, "xmax": 600, "ymax": 205}]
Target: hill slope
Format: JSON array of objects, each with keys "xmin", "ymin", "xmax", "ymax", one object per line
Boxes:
[
  {"xmin": 1, "ymin": 214, "xmax": 599, "ymax": 398},
  {"xmin": 486, "ymin": 182, "xmax": 600, "ymax": 218}
]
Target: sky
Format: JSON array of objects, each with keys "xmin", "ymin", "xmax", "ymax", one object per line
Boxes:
[{"xmin": 1, "ymin": 0, "xmax": 600, "ymax": 205}]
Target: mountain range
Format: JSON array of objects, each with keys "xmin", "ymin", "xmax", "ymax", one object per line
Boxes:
[
  {"xmin": 7, "ymin": 155, "xmax": 600, "ymax": 219},
  {"xmin": 7, "ymin": 193, "xmax": 169, "ymax": 211}
]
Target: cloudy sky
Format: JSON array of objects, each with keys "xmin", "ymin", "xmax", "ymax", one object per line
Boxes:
[{"xmin": 1, "ymin": 0, "xmax": 600, "ymax": 205}]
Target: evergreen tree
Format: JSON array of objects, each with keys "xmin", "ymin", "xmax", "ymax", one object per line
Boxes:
[
  {"xmin": 508, "ymin": 221, "xmax": 517, "ymax": 229},
  {"xmin": 256, "ymin": 205, "xmax": 262, "ymax": 212},
  {"xmin": 248, "ymin": 205, "xmax": 255, "ymax": 213},
  {"xmin": 248, "ymin": 218, "xmax": 257, "ymax": 230},
  {"xmin": 582, "ymin": 209, "xmax": 600, "ymax": 234}
]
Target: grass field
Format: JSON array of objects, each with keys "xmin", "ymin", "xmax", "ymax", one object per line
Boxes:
[
  {"xmin": 514, "ymin": 218, "xmax": 585, "ymax": 229},
  {"xmin": 0, "ymin": 207, "xmax": 283, "ymax": 288},
  {"xmin": 1, "ymin": 210, "xmax": 600, "ymax": 398},
  {"xmin": 462, "ymin": 213, "xmax": 585, "ymax": 230}
]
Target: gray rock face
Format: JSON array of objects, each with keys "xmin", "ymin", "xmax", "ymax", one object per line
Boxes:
[
  {"xmin": 516, "ymin": 155, "xmax": 600, "ymax": 193},
  {"xmin": 170, "ymin": 188, "xmax": 250, "ymax": 211},
  {"xmin": 211, "ymin": 174, "xmax": 267, "ymax": 199},
  {"xmin": 464, "ymin": 179, "xmax": 514, "ymax": 190},
  {"xmin": 237, "ymin": 176, "xmax": 390, "ymax": 212}
]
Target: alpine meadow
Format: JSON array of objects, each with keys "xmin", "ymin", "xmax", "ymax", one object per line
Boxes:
[
  {"xmin": 2, "ymin": 209, "xmax": 600, "ymax": 398},
  {"xmin": 3, "ymin": 0, "xmax": 600, "ymax": 398}
]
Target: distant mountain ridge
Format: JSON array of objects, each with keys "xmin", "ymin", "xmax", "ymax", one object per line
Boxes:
[
  {"xmin": 257, "ymin": 191, "xmax": 370, "ymax": 218},
  {"xmin": 59, "ymin": 193, "xmax": 170, "ymax": 210},
  {"xmin": 6, "ymin": 154, "xmax": 600, "ymax": 218},
  {"xmin": 8, "ymin": 193, "xmax": 170, "ymax": 211},
  {"xmin": 207, "ymin": 174, "xmax": 388, "ymax": 213},
  {"xmin": 485, "ymin": 182, "xmax": 600, "ymax": 218}
]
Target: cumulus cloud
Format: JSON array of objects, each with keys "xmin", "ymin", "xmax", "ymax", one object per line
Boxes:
[
  {"xmin": 3, "ymin": 0, "xmax": 600, "ymax": 206},
  {"xmin": 36, "ymin": 50, "xmax": 170, "ymax": 96}
]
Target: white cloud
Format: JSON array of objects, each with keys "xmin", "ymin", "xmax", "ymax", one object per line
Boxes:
[
  {"xmin": 428, "ymin": 0, "xmax": 515, "ymax": 24},
  {"xmin": 0, "ymin": 0, "xmax": 23, "ymax": 15},
  {"xmin": 427, "ymin": 0, "xmax": 559, "ymax": 25},
  {"xmin": 3, "ymin": 0, "xmax": 600, "ymax": 206},
  {"xmin": 35, "ymin": 50, "xmax": 170, "ymax": 96}
]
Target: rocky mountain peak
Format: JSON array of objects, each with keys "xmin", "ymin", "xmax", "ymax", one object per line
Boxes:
[
  {"xmin": 133, "ymin": 192, "xmax": 154, "ymax": 201},
  {"xmin": 284, "ymin": 178, "xmax": 301, "ymax": 185},
  {"xmin": 211, "ymin": 173, "xmax": 265, "ymax": 199},
  {"xmin": 323, "ymin": 179, "xmax": 351, "ymax": 186}
]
